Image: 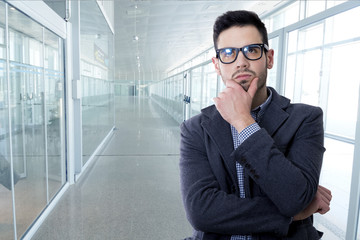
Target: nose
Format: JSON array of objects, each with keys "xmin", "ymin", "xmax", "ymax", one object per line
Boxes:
[{"xmin": 235, "ymin": 51, "xmax": 250, "ymax": 69}]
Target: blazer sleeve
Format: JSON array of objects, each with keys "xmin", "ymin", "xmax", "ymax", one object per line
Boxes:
[
  {"xmin": 234, "ymin": 105, "xmax": 325, "ymax": 217},
  {"xmin": 180, "ymin": 117, "xmax": 292, "ymax": 236}
]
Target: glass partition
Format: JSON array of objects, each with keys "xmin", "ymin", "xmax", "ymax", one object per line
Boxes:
[
  {"xmin": 172, "ymin": 74, "xmax": 183, "ymax": 123},
  {"xmin": 44, "ymin": 28, "xmax": 65, "ymax": 200},
  {"xmin": 8, "ymin": 8, "xmax": 48, "ymax": 238},
  {"xmin": 202, "ymin": 63, "xmax": 217, "ymax": 109},
  {"xmin": 282, "ymin": 5, "xmax": 360, "ymax": 240},
  {"xmin": 267, "ymin": 36, "xmax": 279, "ymax": 90},
  {"xmin": 190, "ymin": 67, "xmax": 202, "ymax": 117},
  {"xmin": 80, "ymin": 0, "xmax": 115, "ymax": 165},
  {"xmin": 0, "ymin": 3, "xmax": 66, "ymax": 239},
  {"xmin": 0, "ymin": 2, "xmax": 14, "ymax": 240}
]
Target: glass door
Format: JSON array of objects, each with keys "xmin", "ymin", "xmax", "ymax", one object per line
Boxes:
[
  {"xmin": 44, "ymin": 28, "xmax": 66, "ymax": 200},
  {"xmin": 1, "ymin": 3, "xmax": 66, "ymax": 239},
  {"xmin": 190, "ymin": 67, "xmax": 202, "ymax": 117},
  {"xmin": 8, "ymin": 12, "xmax": 48, "ymax": 238}
]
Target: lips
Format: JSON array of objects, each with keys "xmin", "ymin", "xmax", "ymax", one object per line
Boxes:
[{"xmin": 235, "ymin": 74, "xmax": 252, "ymax": 82}]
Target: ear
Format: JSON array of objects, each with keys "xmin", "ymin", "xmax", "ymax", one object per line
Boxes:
[
  {"xmin": 212, "ymin": 57, "xmax": 221, "ymax": 76},
  {"xmin": 266, "ymin": 49, "xmax": 274, "ymax": 69}
]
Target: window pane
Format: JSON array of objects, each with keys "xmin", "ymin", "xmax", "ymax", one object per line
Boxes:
[
  {"xmin": 202, "ymin": 63, "xmax": 217, "ymax": 108},
  {"xmin": 326, "ymin": 0, "xmax": 347, "ymax": 9},
  {"xmin": 8, "ymin": 7, "xmax": 47, "ymax": 239},
  {"xmin": 80, "ymin": 0, "xmax": 115, "ymax": 165},
  {"xmin": 284, "ymin": 54, "xmax": 296, "ymax": 100},
  {"xmin": 173, "ymin": 74, "xmax": 183, "ymax": 123},
  {"xmin": 314, "ymin": 138, "xmax": 353, "ymax": 240},
  {"xmin": 325, "ymin": 42, "xmax": 360, "ymax": 139},
  {"xmin": 298, "ymin": 23, "xmax": 324, "ymax": 51},
  {"xmin": 300, "ymin": 49, "xmax": 322, "ymax": 106},
  {"xmin": 325, "ymin": 6, "xmax": 360, "ymax": 44},
  {"xmin": 190, "ymin": 67, "xmax": 202, "ymax": 117},
  {"xmin": 0, "ymin": 2, "xmax": 16, "ymax": 240},
  {"xmin": 268, "ymin": 36, "xmax": 279, "ymax": 90},
  {"xmin": 306, "ymin": 0, "xmax": 326, "ymax": 17},
  {"xmin": 268, "ymin": 2, "xmax": 300, "ymax": 32},
  {"xmin": 44, "ymin": 28, "xmax": 65, "ymax": 200}
]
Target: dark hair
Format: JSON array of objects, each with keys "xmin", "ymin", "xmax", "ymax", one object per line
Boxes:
[{"xmin": 213, "ymin": 10, "xmax": 268, "ymax": 50}]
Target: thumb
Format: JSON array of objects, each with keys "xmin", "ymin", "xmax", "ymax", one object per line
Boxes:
[{"xmin": 248, "ymin": 78, "xmax": 259, "ymax": 98}]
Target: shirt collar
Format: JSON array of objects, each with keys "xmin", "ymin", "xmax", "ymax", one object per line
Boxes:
[{"xmin": 251, "ymin": 87, "xmax": 272, "ymax": 122}]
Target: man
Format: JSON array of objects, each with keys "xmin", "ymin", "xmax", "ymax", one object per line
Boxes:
[{"xmin": 180, "ymin": 10, "xmax": 332, "ymax": 240}]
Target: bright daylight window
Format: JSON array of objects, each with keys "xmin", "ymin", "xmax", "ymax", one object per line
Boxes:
[{"xmin": 273, "ymin": 3, "xmax": 360, "ymax": 240}]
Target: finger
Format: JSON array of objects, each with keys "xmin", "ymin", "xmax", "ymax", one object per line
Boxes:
[
  {"xmin": 225, "ymin": 79, "xmax": 241, "ymax": 90},
  {"xmin": 321, "ymin": 195, "xmax": 331, "ymax": 206},
  {"xmin": 318, "ymin": 186, "xmax": 332, "ymax": 201},
  {"xmin": 317, "ymin": 196, "xmax": 330, "ymax": 214},
  {"xmin": 318, "ymin": 204, "xmax": 330, "ymax": 214},
  {"xmin": 318, "ymin": 185, "xmax": 332, "ymax": 195},
  {"xmin": 247, "ymin": 78, "xmax": 258, "ymax": 98},
  {"xmin": 318, "ymin": 191, "xmax": 331, "ymax": 206}
]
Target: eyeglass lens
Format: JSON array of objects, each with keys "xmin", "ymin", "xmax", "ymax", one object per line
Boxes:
[{"xmin": 219, "ymin": 45, "xmax": 263, "ymax": 63}]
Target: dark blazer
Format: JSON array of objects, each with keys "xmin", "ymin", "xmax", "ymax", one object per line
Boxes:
[{"xmin": 180, "ymin": 87, "xmax": 325, "ymax": 240}]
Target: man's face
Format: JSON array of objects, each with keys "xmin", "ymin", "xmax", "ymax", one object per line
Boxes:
[{"xmin": 212, "ymin": 25, "xmax": 274, "ymax": 92}]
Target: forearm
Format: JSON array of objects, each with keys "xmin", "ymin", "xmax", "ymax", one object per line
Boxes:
[
  {"xmin": 180, "ymin": 121, "xmax": 291, "ymax": 235},
  {"xmin": 180, "ymin": 160, "xmax": 291, "ymax": 235},
  {"xmin": 234, "ymin": 108, "xmax": 325, "ymax": 216}
]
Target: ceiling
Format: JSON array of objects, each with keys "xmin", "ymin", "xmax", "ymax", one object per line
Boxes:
[
  {"xmin": 44, "ymin": 0, "xmax": 284, "ymax": 84},
  {"xmin": 113, "ymin": 1, "xmax": 283, "ymax": 83}
]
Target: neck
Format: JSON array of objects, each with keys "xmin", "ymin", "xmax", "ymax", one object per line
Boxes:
[{"xmin": 251, "ymin": 85, "xmax": 268, "ymax": 109}]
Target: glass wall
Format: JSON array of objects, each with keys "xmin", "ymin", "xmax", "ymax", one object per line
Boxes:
[
  {"xmin": 0, "ymin": 2, "xmax": 13, "ymax": 239},
  {"xmin": 80, "ymin": 1, "xmax": 115, "ymax": 165},
  {"xmin": 149, "ymin": 72, "xmax": 183, "ymax": 123},
  {"xmin": 263, "ymin": 1, "xmax": 360, "ymax": 239},
  {"xmin": 0, "ymin": 2, "xmax": 66, "ymax": 239},
  {"xmin": 190, "ymin": 67, "xmax": 202, "ymax": 116},
  {"xmin": 149, "ymin": 60, "xmax": 219, "ymax": 124}
]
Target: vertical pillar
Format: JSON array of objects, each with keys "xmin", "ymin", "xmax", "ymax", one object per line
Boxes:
[
  {"xmin": 345, "ymin": 84, "xmax": 360, "ymax": 239},
  {"xmin": 69, "ymin": 0, "xmax": 83, "ymax": 181}
]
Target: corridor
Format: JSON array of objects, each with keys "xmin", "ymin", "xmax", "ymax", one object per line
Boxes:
[{"xmin": 32, "ymin": 96, "xmax": 193, "ymax": 239}]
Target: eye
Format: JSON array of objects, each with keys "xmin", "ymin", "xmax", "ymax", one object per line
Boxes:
[
  {"xmin": 220, "ymin": 48, "xmax": 236, "ymax": 58},
  {"xmin": 246, "ymin": 45, "xmax": 260, "ymax": 54}
]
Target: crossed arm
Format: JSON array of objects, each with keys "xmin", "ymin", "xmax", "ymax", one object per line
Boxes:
[
  {"xmin": 294, "ymin": 185, "xmax": 332, "ymax": 221},
  {"xmin": 180, "ymin": 120, "xmax": 331, "ymax": 235},
  {"xmin": 180, "ymin": 78, "xmax": 332, "ymax": 235},
  {"xmin": 213, "ymin": 78, "xmax": 332, "ymax": 221}
]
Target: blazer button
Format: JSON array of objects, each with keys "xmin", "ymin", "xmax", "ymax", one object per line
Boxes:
[
  {"xmin": 240, "ymin": 158, "xmax": 246, "ymax": 163},
  {"xmin": 231, "ymin": 185, "xmax": 237, "ymax": 193},
  {"xmin": 254, "ymin": 174, "xmax": 260, "ymax": 180}
]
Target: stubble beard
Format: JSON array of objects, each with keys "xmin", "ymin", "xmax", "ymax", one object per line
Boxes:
[{"xmin": 225, "ymin": 68, "xmax": 267, "ymax": 92}]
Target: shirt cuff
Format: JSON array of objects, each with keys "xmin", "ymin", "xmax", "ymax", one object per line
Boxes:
[{"xmin": 238, "ymin": 123, "xmax": 261, "ymax": 145}]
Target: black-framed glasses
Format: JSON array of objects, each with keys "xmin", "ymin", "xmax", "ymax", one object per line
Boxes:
[{"xmin": 216, "ymin": 43, "xmax": 269, "ymax": 64}]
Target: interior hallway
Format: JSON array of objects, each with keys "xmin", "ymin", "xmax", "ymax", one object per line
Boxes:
[{"xmin": 32, "ymin": 96, "xmax": 193, "ymax": 240}]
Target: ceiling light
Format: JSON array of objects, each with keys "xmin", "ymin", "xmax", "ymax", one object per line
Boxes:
[{"xmin": 205, "ymin": 5, "xmax": 218, "ymax": 11}]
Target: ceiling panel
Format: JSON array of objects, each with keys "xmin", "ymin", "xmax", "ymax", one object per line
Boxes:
[{"xmin": 114, "ymin": 0, "xmax": 282, "ymax": 83}]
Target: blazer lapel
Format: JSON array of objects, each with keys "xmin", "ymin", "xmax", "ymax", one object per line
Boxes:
[
  {"xmin": 259, "ymin": 88, "xmax": 290, "ymax": 136},
  {"xmin": 200, "ymin": 106, "xmax": 238, "ymax": 183}
]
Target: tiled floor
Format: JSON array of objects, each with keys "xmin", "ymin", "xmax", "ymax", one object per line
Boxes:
[{"xmin": 32, "ymin": 96, "xmax": 193, "ymax": 240}]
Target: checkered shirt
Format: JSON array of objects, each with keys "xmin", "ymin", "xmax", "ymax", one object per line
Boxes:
[{"xmin": 230, "ymin": 89, "xmax": 272, "ymax": 240}]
